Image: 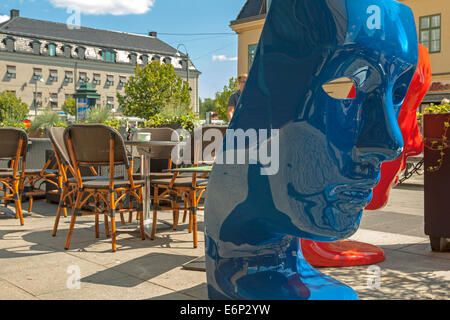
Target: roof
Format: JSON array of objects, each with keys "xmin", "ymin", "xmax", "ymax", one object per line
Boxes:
[
  {"xmin": 0, "ymin": 16, "xmax": 180, "ymax": 56},
  {"xmin": 236, "ymin": 0, "xmax": 264, "ymax": 20}
]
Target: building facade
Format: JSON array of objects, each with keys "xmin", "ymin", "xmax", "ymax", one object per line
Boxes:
[
  {"xmin": 0, "ymin": 10, "xmax": 200, "ymax": 118},
  {"xmin": 231, "ymin": 0, "xmax": 450, "ymax": 104}
]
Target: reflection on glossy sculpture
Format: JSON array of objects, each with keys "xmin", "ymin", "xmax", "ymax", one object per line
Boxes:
[
  {"xmin": 301, "ymin": 46, "xmax": 431, "ymax": 267},
  {"xmin": 205, "ymin": 0, "xmax": 418, "ymax": 300},
  {"xmin": 366, "ymin": 44, "xmax": 431, "ymax": 210}
]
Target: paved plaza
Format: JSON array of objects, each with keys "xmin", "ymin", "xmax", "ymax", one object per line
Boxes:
[{"xmin": 0, "ymin": 178, "xmax": 448, "ymax": 300}]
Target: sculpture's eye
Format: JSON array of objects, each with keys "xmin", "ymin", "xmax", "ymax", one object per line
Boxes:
[
  {"xmin": 392, "ymin": 70, "xmax": 414, "ymax": 116},
  {"xmin": 322, "ymin": 77, "xmax": 356, "ymax": 100}
]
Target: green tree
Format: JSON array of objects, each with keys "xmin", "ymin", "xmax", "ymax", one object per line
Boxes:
[
  {"xmin": 199, "ymin": 98, "xmax": 217, "ymax": 119},
  {"xmin": 0, "ymin": 91, "xmax": 29, "ymax": 123},
  {"xmin": 117, "ymin": 61, "xmax": 191, "ymax": 120},
  {"xmin": 62, "ymin": 95, "xmax": 76, "ymax": 116},
  {"xmin": 215, "ymin": 77, "xmax": 238, "ymax": 121}
]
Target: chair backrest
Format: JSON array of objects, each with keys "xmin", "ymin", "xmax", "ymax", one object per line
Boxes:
[
  {"xmin": 134, "ymin": 127, "xmax": 179, "ymax": 160},
  {"xmin": 189, "ymin": 125, "xmax": 228, "ymax": 163},
  {"xmin": 48, "ymin": 127, "xmax": 71, "ymax": 165},
  {"xmin": 64, "ymin": 124, "xmax": 129, "ymax": 168},
  {"xmin": 0, "ymin": 128, "xmax": 28, "ymax": 160}
]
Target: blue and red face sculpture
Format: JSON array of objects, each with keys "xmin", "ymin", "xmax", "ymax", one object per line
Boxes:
[{"xmin": 205, "ymin": 0, "xmax": 418, "ymax": 300}]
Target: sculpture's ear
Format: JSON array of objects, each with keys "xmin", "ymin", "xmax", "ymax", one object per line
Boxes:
[{"xmin": 267, "ymin": 0, "xmax": 347, "ymax": 53}]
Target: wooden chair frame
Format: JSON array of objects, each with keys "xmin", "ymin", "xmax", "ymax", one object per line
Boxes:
[
  {"xmin": 0, "ymin": 129, "xmax": 27, "ymax": 225},
  {"xmin": 64, "ymin": 126, "xmax": 145, "ymax": 252}
]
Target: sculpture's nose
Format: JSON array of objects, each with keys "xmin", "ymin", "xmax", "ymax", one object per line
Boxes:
[{"xmin": 353, "ymin": 93, "xmax": 404, "ymax": 165}]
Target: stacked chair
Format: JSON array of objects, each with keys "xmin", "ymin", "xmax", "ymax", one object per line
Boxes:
[
  {"xmin": 0, "ymin": 128, "xmax": 28, "ymax": 225},
  {"xmin": 149, "ymin": 125, "xmax": 227, "ymax": 248},
  {"xmin": 55, "ymin": 124, "xmax": 145, "ymax": 252}
]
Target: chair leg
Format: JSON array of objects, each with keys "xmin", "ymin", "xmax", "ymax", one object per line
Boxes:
[
  {"xmin": 183, "ymin": 198, "xmax": 188, "ymax": 223},
  {"xmin": 172, "ymin": 200, "xmax": 179, "ymax": 231},
  {"xmin": 151, "ymin": 187, "xmax": 158, "ymax": 240},
  {"xmin": 64, "ymin": 191, "xmax": 83, "ymax": 250},
  {"xmin": 52, "ymin": 204, "xmax": 63, "ymax": 237},
  {"xmin": 191, "ymin": 190, "xmax": 198, "ymax": 249},
  {"xmin": 138, "ymin": 188, "xmax": 145, "ymax": 240},
  {"xmin": 28, "ymin": 195, "xmax": 33, "ymax": 213},
  {"xmin": 104, "ymin": 214, "xmax": 111, "ymax": 238},
  {"xmin": 118, "ymin": 191, "xmax": 126, "ymax": 225},
  {"xmin": 109, "ymin": 191, "xmax": 117, "ymax": 252},
  {"xmin": 188, "ymin": 211, "xmax": 193, "ymax": 234},
  {"xmin": 95, "ymin": 213, "xmax": 100, "ymax": 238},
  {"xmin": 110, "ymin": 214, "xmax": 117, "ymax": 252},
  {"xmin": 13, "ymin": 181, "xmax": 24, "ymax": 226},
  {"xmin": 53, "ymin": 187, "xmax": 69, "ymax": 236}
]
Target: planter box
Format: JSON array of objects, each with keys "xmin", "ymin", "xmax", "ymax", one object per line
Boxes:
[{"xmin": 423, "ymin": 113, "xmax": 450, "ymax": 252}]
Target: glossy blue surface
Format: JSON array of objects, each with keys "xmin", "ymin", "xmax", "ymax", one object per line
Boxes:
[{"xmin": 205, "ymin": 0, "xmax": 418, "ymax": 300}]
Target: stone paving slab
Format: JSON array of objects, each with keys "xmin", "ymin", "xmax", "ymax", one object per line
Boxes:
[{"xmin": 0, "ymin": 185, "xmax": 448, "ymax": 300}]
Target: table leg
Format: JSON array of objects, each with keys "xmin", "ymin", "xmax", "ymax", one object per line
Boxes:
[{"xmin": 142, "ymin": 153, "xmax": 153, "ymax": 238}]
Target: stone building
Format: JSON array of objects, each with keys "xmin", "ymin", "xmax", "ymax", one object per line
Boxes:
[{"xmin": 0, "ymin": 9, "xmax": 200, "ymax": 118}]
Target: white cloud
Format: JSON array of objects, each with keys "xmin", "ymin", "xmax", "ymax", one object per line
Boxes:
[
  {"xmin": 212, "ymin": 55, "xmax": 238, "ymax": 62},
  {"xmin": 49, "ymin": 0, "xmax": 155, "ymax": 15},
  {"xmin": 0, "ymin": 15, "xmax": 10, "ymax": 23}
]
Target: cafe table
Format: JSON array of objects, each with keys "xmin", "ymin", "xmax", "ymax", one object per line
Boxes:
[{"xmin": 124, "ymin": 140, "xmax": 185, "ymax": 237}]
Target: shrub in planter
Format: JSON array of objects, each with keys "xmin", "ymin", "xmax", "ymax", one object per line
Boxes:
[
  {"xmin": 144, "ymin": 106, "xmax": 199, "ymax": 132},
  {"xmin": 421, "ymin": 103, "xmax": 450, "ymax": 252},
  {"xmin": 29, "ymin": 110, "xmax": 67, "ymax": 138}
]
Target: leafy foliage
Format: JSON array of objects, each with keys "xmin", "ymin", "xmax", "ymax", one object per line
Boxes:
[
  {"xmin": 104, "ymin": 118, "xmax": 128, "ymax": 131},
  {"xmin": 419, "ymin": 103, "xmax": 450, "ymax": 172},
  {"xmin": 117, "ymin": 61, "xmax": 191, "ymax": 120},
  {"xmin": 0, "ymin": 120, "xmax": 27, "ymax": 130},
  {"xmin": 215, "ymin": 77, "xmax": 238, "ymax": 121},
  {"xmin": 85, "ymin": 107, "xmax": 112, "ymax": 124},
  {"xmin": 30, "ymin": 110, "xmax": 67, "ymax": 131},
  {"xmin": 144, "ymin": 106, "xmax": 199, "ymax": 132},
  {"xmin": 199, "ymin": 98, "xmax": 217, "ymax": 119},
  {"xmin": 62, "ymin": 95, "xmax": 77, "ymax": 116},
  {"xmin": 0, "ymin": 91, "xmax": 29, "ymax": 123}
]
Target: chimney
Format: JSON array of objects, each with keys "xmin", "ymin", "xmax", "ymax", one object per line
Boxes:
[
  {"xmin": 10, "ymin": 9, "xmax": 19, "ymax": 19},
  {"xmin": 149, "ymin": 31, "xmax": 157, "ymax": 38}
]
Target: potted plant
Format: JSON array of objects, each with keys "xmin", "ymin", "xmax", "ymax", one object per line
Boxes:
[
  {"xmin": 421, "ymin": 103, "xmax": 450, "ymax": 252},
  {"xmin": 29, "ymin": 110, "xmax": 67, "ymax": 138}
]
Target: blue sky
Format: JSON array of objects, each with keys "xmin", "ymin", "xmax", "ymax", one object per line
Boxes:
[{"xmin": 0, "ymin": 0, "xmax": 246, "ymax": 99}]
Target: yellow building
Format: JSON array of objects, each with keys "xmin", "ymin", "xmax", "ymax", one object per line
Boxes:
[{"xmin": 230, "ymin": 0, "xmax": 450, "ymax": 104}]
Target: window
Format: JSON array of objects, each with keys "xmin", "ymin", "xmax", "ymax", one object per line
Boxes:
[
  {"xmin": 106, "ymin": 75, "xmax": 114, "ymax": 86},
  {"xmin": 64, "ymin": 71, "xmax": 73, "ymax": 83},
  {"xmin": 93, "ymin": 73, "xmax": 101, "ymax": 85},
  {"xmin": 7, "ymin": 66, "xmax": 16, "ymax": 79},
  {"xmin": 141, "ymin": 54, "xmax": 149, "ymax": 65},
  {"xmin": 50, "ymin": 93, "xmax": 58, "ymax": 109},
  {"xmin": 49, "ymin": 70, "xmax": 58, "ymax": 82},
  {"xmin": 420, "ymin": 14, "xmax": 441, "ymax": 53},
  {"xmin": 79, "ymin": 72, "xmax": 87, "ymax": 82},
  {"xmin": 33, "ymin": 68, "xmax": 42, "ymax": 80},
  {"xmin": 102, "ymin": 50, "xmax": 116, "ymax": 63},
  {"xmin": 48, "ymin": 43, "xmax": 56, "ymax": 57},
  {"xmin": 119, "ymin": 76, "xmax": 126, "ymax": 87},
  {"xmin": 106, "ymin": 96, "xmax": 114, "ymax": 109},
  {"xmin": 248, "ymin": 44, "xmax": 257, "ymax": 71}
]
